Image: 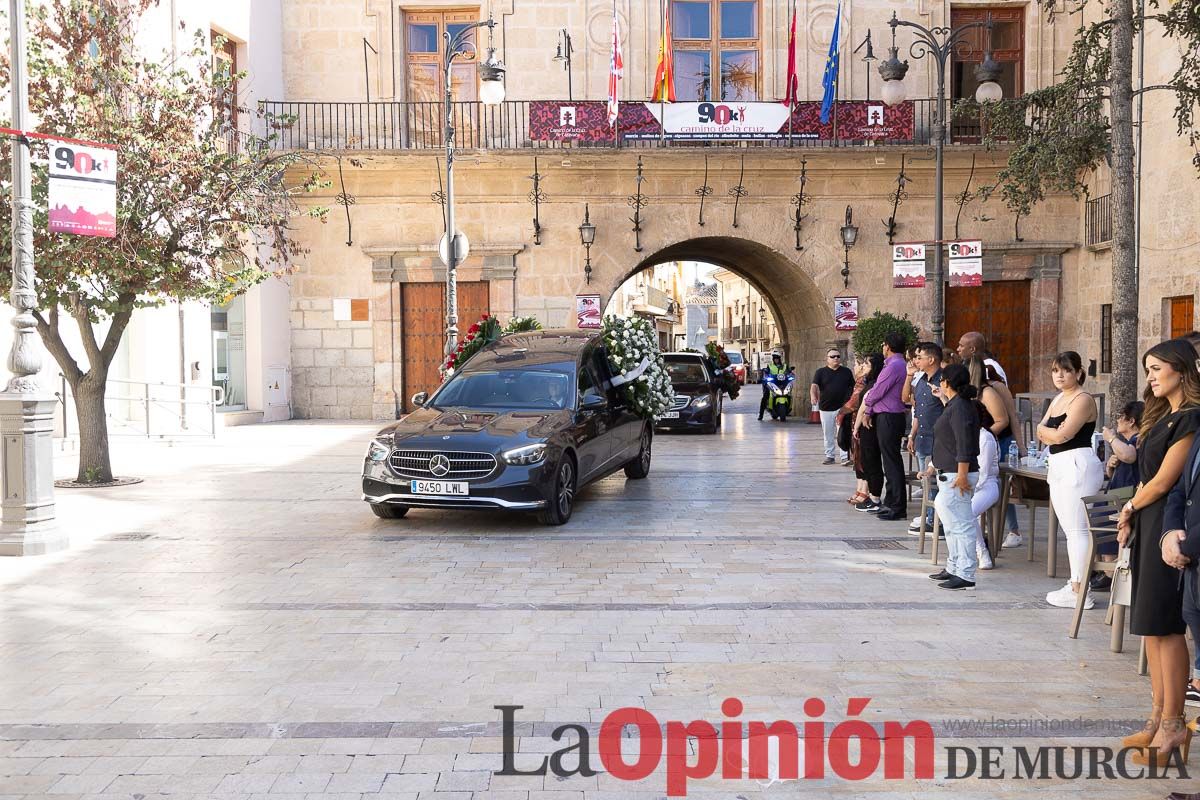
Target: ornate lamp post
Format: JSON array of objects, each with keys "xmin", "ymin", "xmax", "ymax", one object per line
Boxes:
[
  {"xmin": 443, "ymin": 17, "xmax": 505, "ymax": 356},
  {"xmin": 578, "ymin": 204, "xmax": 596, "ymax": 284},
  {"xmin": 552, "ymin": 29, "xmax": 574, "ymax": 101},
  {"xmin": 839, "ymin": 205, "xmax": 859, "ymax": 288},
  {"xmin": 877, "ymin": 11, "xmax": 1001, "ymax": 344},
  {"xmin": 1, "ymin": 0, "xmax": 62, "ymax": 556}
]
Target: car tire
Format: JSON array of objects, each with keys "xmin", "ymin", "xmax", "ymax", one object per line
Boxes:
[
  {"xmin": 624, "ymin": 426, "xmax": 653, "ymax": 478},
  {"xmin": 538, "ymin": 456, "xmax": 577, "ymax": 525},
  {"xmin": 369, "ymin": 503, "xmax": 409, "ymax": 519}
]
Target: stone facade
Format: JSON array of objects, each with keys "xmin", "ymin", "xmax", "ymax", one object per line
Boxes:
[{"xmin": 272, "ymin": 0, "xmax": 1198, "ymax": 419}]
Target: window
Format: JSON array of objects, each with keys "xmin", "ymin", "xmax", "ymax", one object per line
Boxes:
[
  {"xmin": 672, "ymin": 1, "xmax": 759, "ymax": 102},
  {"xmin": 211, "ymin": 31, "xmax": 238, "ymax": 133},
  {"xmin": 949, "ymin": 7, "xmax": 1023, "ymax": 141},
  {"xmin": 1100, "ymin": 304, "xmax": 1112, "ymax": 374},
  {"xmin": 1168, "ymin": 295, "xmax": 1196, "ymax": 340},
  {"xmin": 708, "ymin": 308, "xmax": 718, "ymax": 327},
  {"xmin": 405, "ymin": 10, "xmax": 479, "ymax": 104}
]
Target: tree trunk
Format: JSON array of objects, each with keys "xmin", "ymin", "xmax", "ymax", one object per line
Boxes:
[
  {"xmin": 72, "ymin": 372, "xmax": 113, "ymax": 483},
  {"xmin": 1109, "ymin": 0, "xmax": 1140, "ymax": 408}
]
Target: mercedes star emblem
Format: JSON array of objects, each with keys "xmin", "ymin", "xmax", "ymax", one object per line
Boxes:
[{"xmin": 429, "ymin": 454, "xmax": 451, "ymax": 477}]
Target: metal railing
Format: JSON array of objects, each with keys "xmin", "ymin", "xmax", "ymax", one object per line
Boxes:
[
  {"xmin": 260, "ymin": 98, "xmax": 963, "ymax": 152},
  {"xmin": 57, "ymin": 375, "xmax": 226, "ymax": 440},
  {"xmin": 1086, "ymin": 193, "xmax": 1113, "ymax": 246}
]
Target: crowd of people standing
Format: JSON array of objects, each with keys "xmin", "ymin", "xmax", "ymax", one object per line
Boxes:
[{"xmin": 818, "ymin": 326, "xmax": 1200, "ymax": 772}]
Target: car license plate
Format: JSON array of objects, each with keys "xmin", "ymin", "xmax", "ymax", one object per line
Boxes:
[
  {"xmin": 662, "ymin": 412, "xmax": 680, "ymax": 419},
  {"xmin": 410, "ymin": 480, "xmax": 469, "ymax": 496}
]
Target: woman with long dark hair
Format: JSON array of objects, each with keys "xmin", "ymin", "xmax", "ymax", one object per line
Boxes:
[
  {"xmin": 1116, "ymin": 338, "xmax": 1200, "ymax": 767},
  {"xmin": 1035, "ymin": 352, "xmax": 1104, "ymax": 609},
  {"xmin": 852, "ymin": 354, "xmax": 886, "ymax": 512}
]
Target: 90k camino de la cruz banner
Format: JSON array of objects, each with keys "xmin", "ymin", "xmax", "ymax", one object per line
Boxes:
[
  {"xmin": 48, "ymin": 141, "xmax": 118, "ymax": 238},
  {"xmin": 529, "ymin": 101, "xmax": 914, "ymax": 143}
]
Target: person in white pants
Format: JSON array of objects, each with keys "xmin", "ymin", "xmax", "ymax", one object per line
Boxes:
[
  {"xmin": 811, "ymin": 350, "xmax": 855, "ymax": 464},
  {"xmin": 972, "ymin": 416, "xmax": 1001, "ymax": 571},
  {"xmin": 1036, "ymin": 351, "xmax": 1104, "ymax": 609}
]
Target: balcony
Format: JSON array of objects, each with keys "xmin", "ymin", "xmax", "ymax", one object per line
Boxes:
[
  {"xmin": 1086, "ymin": 193, "xmax": 1113, "ymax": 247},
  {"xmin": 259, "ymin": 98, "xmax": 985, "ymax": 152}
]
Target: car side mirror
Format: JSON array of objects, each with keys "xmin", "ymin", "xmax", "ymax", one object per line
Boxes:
[
  {"xmin": 580, "ymin": 390, "xmax": 608, "ymax": 411},
  {"xmin": 411, "ymin": 391, "xmax": 428, "ymax": 408}
]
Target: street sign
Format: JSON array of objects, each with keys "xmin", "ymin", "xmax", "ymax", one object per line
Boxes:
[
  {"xmin": 891, "ymin": 242, "xmax": 926, "ymax": 288},
  {"xmin": 438, "ymin": 232, "xmax": 470, "ymax": 267}
]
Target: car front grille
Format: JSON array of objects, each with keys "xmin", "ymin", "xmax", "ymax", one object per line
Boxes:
[
  {"xmin": 671, "ymin": 395, "xmax": 690, "ymax": 411},
  {"xmin": 389, "ymin": 450, "xmax": 498, "ymax": 480}
]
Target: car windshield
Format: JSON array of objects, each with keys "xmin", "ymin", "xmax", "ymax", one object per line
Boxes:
[
  {"xmin": 664, "ymin": 359, "xmax": 708, "ymax": 384},
  {"xmin": 726, "ymin": 352, "xmax": 744, "ymax": 364},
  {"xmin": 430, "ymin": 368, "xmax": 575, "ymax": 410}
]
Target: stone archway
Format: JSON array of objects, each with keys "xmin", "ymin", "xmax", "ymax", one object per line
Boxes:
[{"xmin": 607, "ymin": 236, "xmax": 835, "ymax": 376}]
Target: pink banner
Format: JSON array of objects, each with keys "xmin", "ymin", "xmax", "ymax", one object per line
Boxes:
[{"xmin": 529, "ymin": 100, "xmax": 914, "ymax": 142}]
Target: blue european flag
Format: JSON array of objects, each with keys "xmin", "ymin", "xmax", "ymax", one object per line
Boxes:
[{"xmin": 819, "ymin": 0, "xmax": 842, "ymax": 125}]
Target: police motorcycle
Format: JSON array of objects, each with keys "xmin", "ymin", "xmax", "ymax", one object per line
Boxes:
[{"xmin": 765, "ymin": 366, "xmax": 796, "ymax": 421}]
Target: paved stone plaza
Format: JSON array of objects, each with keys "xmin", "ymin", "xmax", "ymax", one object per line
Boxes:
[{"xmin": 0, "ymin": 398, "xmax": 1188, "ymax": 799}]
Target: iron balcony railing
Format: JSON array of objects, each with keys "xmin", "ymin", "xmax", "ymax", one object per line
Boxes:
[
  {"xmin": 1086, "ymin": 193, "xmax": 1113, "ymax": 246},
  {"xmin": 260, "ymin": 98, "xmax": 967, "ymax": 152}
]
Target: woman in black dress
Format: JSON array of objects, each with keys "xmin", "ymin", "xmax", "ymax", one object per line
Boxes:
[{"xmin": 1117, "ymin": 339, "xmax": 1200, "ymax": 766}]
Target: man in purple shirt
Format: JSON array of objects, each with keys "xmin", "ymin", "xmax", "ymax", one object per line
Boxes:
[{"xmin": 863, "ymin": 332, "xmax": 910, "ymax": 521}]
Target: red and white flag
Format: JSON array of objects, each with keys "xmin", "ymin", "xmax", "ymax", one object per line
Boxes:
[
  {"xmin": 607, "ymin": 1, "xmax": 623, "ymax": 127},
  {"xmin": 782, "ymin": 1, "xmax": 798, "ymax": 105}
]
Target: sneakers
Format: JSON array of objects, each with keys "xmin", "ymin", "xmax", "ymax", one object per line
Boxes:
[
  {"xmin": 929, "ymin": 569, "xmax": 952, "ymax": 581},
  {"xmin": 977, "ymin": 548, "xmax": 994, "ymax": 571},
  {"xmin": 939, "ymin": 576, "xmax": 976, "ymax": 590},
  {"xmin": 1046, "ymin": 583, "xmax": 1094, "ymax": 610},
  {"xmin": 1089, "ymin": 572, "xmax": 1113, "ymax": 592},
  {"xmin": 841, "ymin": 457, "xmax": 852, "ymax": 466},
  {"xmin": 1186, "ymin": 683, "xmax": 1200, "ymax": 707},
  {"xmin": 1002, "ymin": 531, "xmax": 1024, "ymax": 549},
  {"xmin": 822, "ymin": 457, "xmax": 835, "ymax": 465},
  {"xmin": 854, "ymin": 499, "xmax": 881, "ymax": 513}
]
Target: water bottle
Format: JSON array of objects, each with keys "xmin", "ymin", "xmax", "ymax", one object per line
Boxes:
[{"xmin": 1007, "ymin": 441, "xmax": 1020, "ymax": 469}]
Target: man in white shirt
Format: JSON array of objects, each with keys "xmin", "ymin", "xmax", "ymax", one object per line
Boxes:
[{"xmin": 956, "ymin": 331, "xmax": 1008, "ymax": 384}]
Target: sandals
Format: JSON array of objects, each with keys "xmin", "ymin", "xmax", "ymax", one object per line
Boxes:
[{"xmin": 847, "ymin": 492, "xmax": 868, "ymax": 505}]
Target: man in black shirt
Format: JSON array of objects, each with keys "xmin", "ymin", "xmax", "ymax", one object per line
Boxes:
[{"xmin": 810, "ymin": 349, "xmax": 855, "ymax": 465}]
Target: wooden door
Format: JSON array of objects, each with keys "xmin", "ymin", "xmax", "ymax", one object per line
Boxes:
[
  {"xmin": 400, "ymin": 281, "xmax": 489, "ymax": 412},
  {"xmin": 1169, "ymin": 295, "xmax": 1195, "ymax": 339},
  {"xmin": 945, "ymin": 280, "xmax": 1031, "ymax": 395}
]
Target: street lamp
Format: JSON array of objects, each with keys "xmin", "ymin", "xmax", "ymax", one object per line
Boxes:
[
  {"xmin": 839, "ymin": 205, "xmax": 859, "ymax": 288},
  {"xmin": 578, "ymin": 204, "xmax": 596, "ymax": 284},
  {"xmin": 443, "ymin": 16, "xmax": 505, "ymax": 356},
  {"xmin": 877, "ymin": 10, "xmax": 998, "ymax": 344},
  {"xmin": 552, "ymin": 29, "xmax": 574, "ymax": 101}
]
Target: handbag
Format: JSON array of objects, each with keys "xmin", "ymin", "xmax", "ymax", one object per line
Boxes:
[
  {"xmin": 1111, "ymin": 546, "xmax": 1133, "ymax": 606},
  {"xmin": 837, "ymin": 413, "xmax": 853, "ymax": 453}
]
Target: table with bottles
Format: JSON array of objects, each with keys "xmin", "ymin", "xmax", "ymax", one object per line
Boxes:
[{"xmin": 996, "ymin": 453, "xmax": 1061, "ymax": 578}]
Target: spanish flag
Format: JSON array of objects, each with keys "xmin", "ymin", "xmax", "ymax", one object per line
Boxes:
[{"xmin": 651, "ymin": 6, "xmax": 675, "ymax": 102}]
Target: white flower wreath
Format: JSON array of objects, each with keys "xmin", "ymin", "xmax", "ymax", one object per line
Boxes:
[{"xmin": 601, "ymin": 315, "xmax": 674, "ymax": 421}]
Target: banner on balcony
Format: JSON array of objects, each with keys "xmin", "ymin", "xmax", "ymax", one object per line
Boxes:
[
  {"xmin": 528, "ymin": 100, "xmax": 913, "ymax": 142},
  {"xmin": 948, "ymin": 240, "xmax": 983, "ymax": 287},
  {"xmin": 892, "ymin": 242, "xmax": 927, "ymax": 288},
  {"xmin": 48, "ymin": 141, "xmax": 117, "ymax": 237}
]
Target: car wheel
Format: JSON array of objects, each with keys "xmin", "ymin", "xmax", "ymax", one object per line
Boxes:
[
  {"xmin": 370, "ymin": 503, "xmax": 409, "ymax": 519},
  {"xmin": 624, "ymin": 426, "xmax": 653, "ymax": 478},
  {"xmin": 538, "ymin": 456, "xmax": 577, "ymax": 525}
]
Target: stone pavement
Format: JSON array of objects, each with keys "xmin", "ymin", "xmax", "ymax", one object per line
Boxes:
[{"xmin": 0, "ymin": 396, "xmax": 1188, "ymax": 798}]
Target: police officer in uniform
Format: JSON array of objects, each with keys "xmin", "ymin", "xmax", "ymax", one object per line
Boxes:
[{"xmin": 759, "ymin": 351, "xmax": 786, "ymax": 421}]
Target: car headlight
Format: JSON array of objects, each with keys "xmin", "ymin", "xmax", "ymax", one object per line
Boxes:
[
  {"xmin": 692, "ymin": 395, "xmax": 711, "ymax": 410},
  {"xmin": 366, "ymin": 435, "xmax": 391, "ymax": 462},
  {"xmin": 502, "ymin": 443, "xmax": 547, "ymax": 466}
]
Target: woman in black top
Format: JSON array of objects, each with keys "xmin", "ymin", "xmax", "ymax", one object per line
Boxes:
[
  {"xmin": 851, "ymin": 354, "xmax": 886, "ymax": 512},
  {"xmin": 922, "ymin": 364, "xmax": 981, "ymax": 590},
  {"xmin": 1116, "ymin": 338, "xmax": 1200, "ymax": 767}
]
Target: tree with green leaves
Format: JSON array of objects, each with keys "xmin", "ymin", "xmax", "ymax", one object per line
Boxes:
[
  {"xmin": 961, "ymin": 0, "xmax": 1200, "ymax": 407},
  {"xmin": 0, "ymin": 0, "xmax": 328, "ymax": 482}
]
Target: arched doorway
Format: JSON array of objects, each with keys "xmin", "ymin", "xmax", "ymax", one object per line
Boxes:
[{"xmin": 603, "ymin": 236, "xmax": 836, "ymax": 378}]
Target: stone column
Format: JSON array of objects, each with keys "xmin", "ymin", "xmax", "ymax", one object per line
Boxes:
[{"xmin": 0, "ymin": 396, "xmax": 65, "ymax": 556}]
